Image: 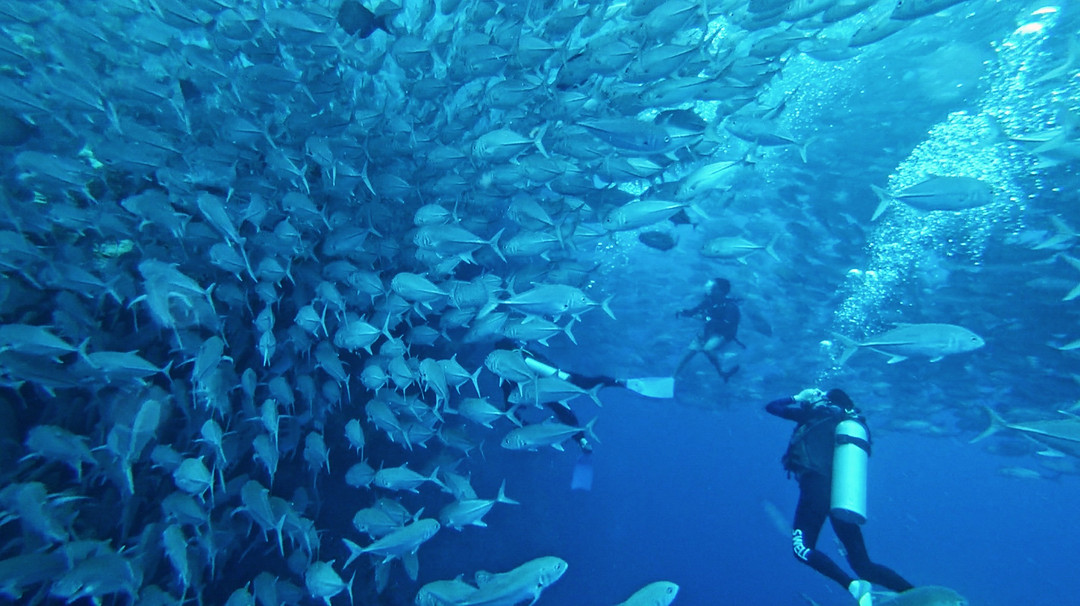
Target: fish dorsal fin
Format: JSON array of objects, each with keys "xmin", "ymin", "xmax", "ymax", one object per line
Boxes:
[{"xmin": 475, "ymin": 571, "xmax": 494, "ymax": 586}]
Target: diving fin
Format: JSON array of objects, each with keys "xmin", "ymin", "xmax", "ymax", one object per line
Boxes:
[
  {"xmin": 571, "ymin": 453, "xmax": 593, "ymax": 491},
  {"xmin": 624, "ymin": 377, "xmax": 675, "ymax": 399}
]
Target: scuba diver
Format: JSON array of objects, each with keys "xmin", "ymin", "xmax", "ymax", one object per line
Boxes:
[
  {"xmin": 766, "ymin": 388, "xmax": 914, "ymax": 606},
  {"xmin": 674, "ymin": 277, "xmax": 743, "ymax": 381}
]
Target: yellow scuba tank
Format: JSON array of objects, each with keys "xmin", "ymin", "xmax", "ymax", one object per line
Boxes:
[{"xmin": 831, "ymin": 418, "xmax": 871, "ymax": 524}]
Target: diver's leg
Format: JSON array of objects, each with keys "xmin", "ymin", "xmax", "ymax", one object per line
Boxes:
[
  {"xmin": 572, "ymin": 373, "xmax": 621, "ymax": 390},
  {"xmin": 701, "ymin": 335, "xmax": 722, "ymax": 351},
  {"xmin": 702, "ymin": 350, "xmax": 739, "ymax": 382},
  {"xmin": 674, "ymin": 337, "xmax": 703, "ymax": 375},
  {"xmin": 833, "ymin": 519, "xmax": 915, "ymax": 593},
  {"xmin": 793, "ymin": 474, "xmax": 856, "ymax": 589},
  {"xmin": 701, "ymin": 336, "xmax": 739, "ymax": 382}
]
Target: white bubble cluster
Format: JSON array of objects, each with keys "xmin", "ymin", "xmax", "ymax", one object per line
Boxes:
[{"xmin": 828, "ymin": 3, "xmax": 1067, "ymax": 362}]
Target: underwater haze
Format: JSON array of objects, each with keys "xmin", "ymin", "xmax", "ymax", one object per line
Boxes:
[{"xmin": 0, "ymin": 0, "xmax": 1078, "ymax": 605}]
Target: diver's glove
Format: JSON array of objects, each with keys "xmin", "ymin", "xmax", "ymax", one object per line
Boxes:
[{"xmin": 793, "ymin": 388, "xmax": 825, "ymax": 405}]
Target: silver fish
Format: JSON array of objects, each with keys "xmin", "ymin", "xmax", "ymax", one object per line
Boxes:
[
  {"xmin": 871, "ymin": 175, "xmax": 994, "ymax": 220},
  {"xmin": 304, "ymin": 560, "xmax": 353, "ymax": 606},
  {"xmin": 438, "ymin": 480, "xmax": 519, "ymax": 531},
  {"xmin": 456, "ymin": 556, "xmax": 568, "ymax": 606},
  {"xmin": 615, "ymin": 581, "xmax": 680, "ymax": 606},
  {"xmin": 835, "ymin": 323, "xmax": 985, "ymax": 364},
  {"xmin": 501, "ymin": 418, "xmax": 599, "ymax": 452},
  {"xmin": 501, "ymin": 284, "xmax": 615, "ymax": 320}
]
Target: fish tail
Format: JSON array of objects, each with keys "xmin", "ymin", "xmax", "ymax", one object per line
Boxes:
[
  {"xmin": 587, "ymin": 383, "xmax": 603, "ymax": 408},
  {"xmin": 505, "ymin": 403, "xmax": 524, "ymax": 427},
  {"xmin": 475, "ymin": 300, "xmax": 499, "ymax": 320},
  {"xmin": 430, "ymin": 397, "xmax": 445, "ymax": 424},
  {"xmin": 342, "ymin": 538, "xmax": 364, "ymax": 569},
  {"xmin": 360, "ymin": 159, "xmax": 376, "ymax": 196},
  {"xmin": 379, "ymin": 312, "xmax": 394, "ymax": 342},
  {"xmin": 600, "ymin": 295, "xmax": 616, "ymax": 320},
  {"xmin": 831, "ymin": 332, "xmax": 860, "ymax": 366},
  {"xmin": 531, "ymin": 122, "xmax": 550, "ymax": 158},
  {"xmin": 488, "ymin": 228, "xmax": 507, "ymax": 263},
  {"xmin": 687, "ymin": 202, "xmax": 710, "ymax": 221},
  {"xmin": 238, "ymin": 238, "xmax": 256, "ymax": 282},
  {"xmin": 428, "ymin": 465, "xmax": 447, "ymax": 492},
  {"xmin": 969, "ymin": 406, "xmax": 1008, "ymax": 444},
  {"xmin": 765, "ymin": 234, "xmax": 781, "ymax": 262},
  {"xmin": 584, "ymin": 417, "xmax": 600, "ymax": 444},
  {"xmin": 1062, "ymin": 254, "xmax": 1080, "ymax": 301},
  {"xmin": 284, "ymin": 257, "xmax": 296, "ymax": 285},
  {"xmin": 563, "ymin": 317, "xmax": 577, "ymax": 345},
  {"xmin": 553, "ymin": 214, "xmax": 568, "ymax": 251},
  {"xmin": 468, "ymin": 366, "xmax": 483, "ymax": 396},
  {"xmin": 496, "ymin": 479, "xmax": 520, "ymax": 505},
  {"xmin": 869, "ymin": 184, "xmax": 892, "ymax": 221},
  {"xmin": 797, "ymin": 135, "xmax": 816, "ymax": 164},
  {"xmin": 76, "ymin": 337, "xmax": 94, "ymax": 368}
]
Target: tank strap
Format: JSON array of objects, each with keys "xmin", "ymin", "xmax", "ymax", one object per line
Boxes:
[{"xmin": 836, "ymin": 433, "xmax": 872, "ymax": 456}]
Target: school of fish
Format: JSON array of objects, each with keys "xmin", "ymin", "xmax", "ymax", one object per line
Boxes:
[{"xmin": 0, "ymin": 0, "xmax": 1076, "ymax": 604}]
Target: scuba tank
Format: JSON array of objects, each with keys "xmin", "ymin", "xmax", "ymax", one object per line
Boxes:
[{"xmin": 830, "ymin": 418, "xmax": 871, "ymax": 524}]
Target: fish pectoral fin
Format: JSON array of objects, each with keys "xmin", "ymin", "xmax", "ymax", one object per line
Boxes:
[
  {"xmin": 929, "ymin": 356, "xmax": 944, "ymax": 362},
  {"xmin": 886, "ymin": 355, "xmax": 908, "ymax": 364},
  {"xmin": 402, "ymin": 551, "xmax": 420, "ymax": 581},
  {"xmin": 551, "ymin": 442, "xmax": 565, "ymax": 452}
]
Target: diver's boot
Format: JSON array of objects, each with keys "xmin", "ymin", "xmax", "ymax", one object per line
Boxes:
[
  {"xmin": 848, "ymin": 580, "xmax": 872, "ymax": 606},
  {"xmin": 720, "ymin": 365, "xmax": 739, "ymax": 383}
]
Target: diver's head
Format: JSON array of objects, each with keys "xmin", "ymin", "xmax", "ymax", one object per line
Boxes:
[
  {"xmin": 825, "ymin": 388, "xmax": 856, "ymax": 412},
  {"xmin": 707, "ymin": 277, "xmax": 731, "ymax": 297}
]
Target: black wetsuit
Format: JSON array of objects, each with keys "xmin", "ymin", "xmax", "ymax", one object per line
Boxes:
[
  {"xmin": 682, "ymin": 291, "xmax": 742, "ymax": 346},
  {"xmin": 766, "ymin": 397, "xmax": 914, "ymax": 593},
  {"xmin": 675, "ymin": 290, "xmax": 742, "ymax": 380}
]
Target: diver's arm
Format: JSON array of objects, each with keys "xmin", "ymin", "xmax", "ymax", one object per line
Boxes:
[
  {"xmin": 676, "ymin": 299, "xmax": 706, "ymax": 318},
  {"xmin": 765, "ymin": 397, "xmax": 813, "ymax": 422}
]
